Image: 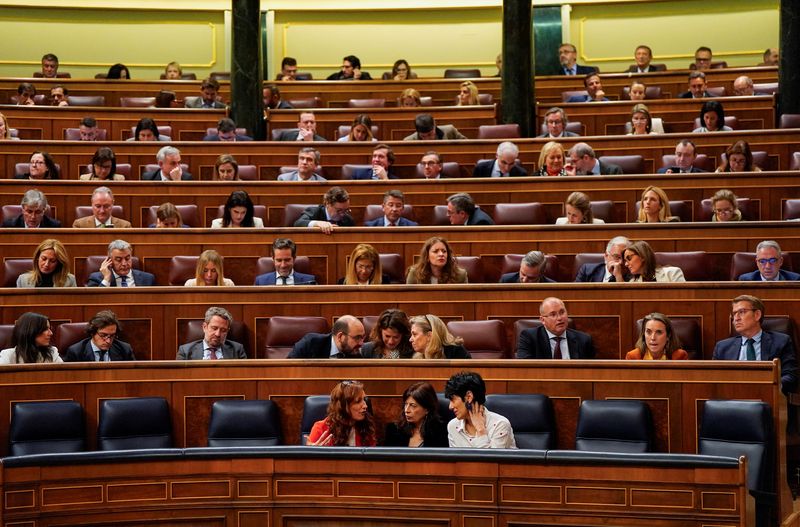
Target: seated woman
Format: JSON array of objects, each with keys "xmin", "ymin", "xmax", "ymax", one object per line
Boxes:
[
  {"xmin": 389, "ymin": 59, "xmax": 417, "ymax": 81},
  {"xmin": 537, "ymin": 141, "xmax": 567, "ymax": 176},
  {"xmin": 16, "ymin": 239, "xmax": 76, "ymax": 288},
  {"xmin": 16, "ymin": 151, "xmax": 58, "ymax": 180},
  {"xmin": 637, "ymin": 186, "xmax": 679, "ymax": 223},
  {"xmin": 184, "ymin": 250, "xmax": 234, "ymax": 286},
  {"xmin": 406, "ymin": 237, "xmax": 467, "ymax": 284},
  {"xmin": 213, "ymin": 154, "xmax": 240, "ymax": 181},
  {"xmin": 0, "ymin": 112, "xmax": 19, "ymax": 140},
  {"xmin": 692, "ymin": 100, "xmax": 733, "ymax": 133},
  {"xmin": 716, "ymin": 140, "xmax": 762, "ymax": 172},
  {"xmin": 384, "ymin": 381, "xmax": 448, "ymax": 447},
  {"xmin": 627, "ymin": 81, "xmax": 647, "ymax": 101},
  {"xmin": 106, "ymin": 63, "xmax": 130, "ymax": 79},
  {"xmin": 399, "ymin": 88, "xmax": 422, "ymax": 107},
  {"xmin": 338, "ymin": 243, "xmax": 389, "ymax": 285},
  {"xmin": 709, "ymin": 189, "xmax": 743, "ymax": 222},
  {"xmin": 408, "ymin": 314, "xmax": 470, "ymax": 359},
  {"xmin": 626, "ymin": 312, "xmax": 688, "ymax": 360},
  {"xmin": 127, "ymin": 118, "xmax": 170, "ymax": 142},
  {"xmin": 307, "ymin": 380, "xmax": 376, "ymax": 447},
  {"xmin": 80, "ymin": 147, "xmax": 125, "ymax": 181},
  {"xmin": 212, "ymin": 190, "xmax": 264, "ymax": 228},
  {"xmin": 151, "ymin": 202, "xmax": 184, "ymax": 228},
  {"xmin": 627, "ymin": 103, "xmax": 664, "ymax": 135},
  {"xmin": 555, "ymin": 191, "xmax": 605, "ymax": 224},
  {"xmin": 457, "ymin": 81, "xmax": 479, "ymax": 106},
  {"xmin": 164, "ymin": 61, "xmax": 182, "ymax": 80},
  {"xmin": 444, "ymin": 371, "xmax": 516, "ymax": 448},
  {"xmin": 337, "ymin": 114, "xmax": 377, "ymax": 142},
  {"xmin": 0, "ymin": 312, "xmax": 62, "ymax": 364},
  {"xmin": 360, "ymin": 309, "xmax": 414, "ymax": 359},
  {"xmin": 620, "ymin": 240, "xmax": 685, "ymax": 283}
]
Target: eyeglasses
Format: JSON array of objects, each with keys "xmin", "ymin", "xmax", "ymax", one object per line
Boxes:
[
  {"xmin": 355, "ymin": 264, "xmax": 374, "ymax": 272},
  {"xmin": 333, "ymin": 206, "xmax": 351, "ymax": 215},
  {"xmin": 344, "ymin": 333, "xmax": 365, "ymax": 342},
  {"xmin": 96, "ymin": 331, "xmax": 117, "ymax": 341},
  {"xmin": 714, "ymin": 208, "xmax": 734, "ymax": 215},
  {"xmin": 731, "ymin": 309, "xmax": 756, "ymax": 318},
  {"xmin": 30, "ymin": 161, "xmax": 46, "ymax": 166},
  {"xmin": 420, "ymin": 161, "xmax": 440, "ymax": 167},
  {"xmin": 757, "ymin": 258, "xmax": 779, "ymax": 265},
  {"xmin": 542, "ymin": 309, "xmax": 567, "ymax": 319}
]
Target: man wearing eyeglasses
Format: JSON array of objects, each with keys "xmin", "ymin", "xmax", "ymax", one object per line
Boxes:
[
  {"xmin": 738, "ymin": 240, "xmax": 800, "ymax": 281},
  {"xmin": 712, "ymin": 295, "xmax": 797, "ymax": 394},
  {"xmin": 294, "ymin": 186, "xmax": 354, "ymax": 234},
  {"xmin": 516, "ymin": 297, "xmax": 596, "ymax": 359},
  {"xmin": 65, "ymin": 310, "xmax": 135, "ymax": 362},
  {"xmin": 575, "ymin": 236, "xmax": 630, "ymax": 282},
  {"xmin": 288, "ymin": 315, "xmax": 365, "ymax": 358},
  {"xmin": 2, "ymin": 189, "xmax": 61, "ymax": 228}
]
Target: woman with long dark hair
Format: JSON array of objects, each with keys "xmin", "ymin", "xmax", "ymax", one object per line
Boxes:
[
  {"xmin": 212, "ymin": 190, "xmax": 264, "ymax": 228},
  {"xmin": 384, "ymin": 381, "xmax": 448, "ymax": 447},
  {"xmin": 360, "ymin": 309, "xmax": 414, "ymax": 359},
  {"xmin": 0, "ymin": 312, "xmax": 62, "ymax": 364}
]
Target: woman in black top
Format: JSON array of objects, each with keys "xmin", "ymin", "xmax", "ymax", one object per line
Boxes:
[{"xmin": 384, "ymin": 381, "xmax": 448, "ymax": 447}]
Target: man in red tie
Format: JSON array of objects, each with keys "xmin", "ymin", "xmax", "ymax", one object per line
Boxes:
[{"xmin": 516, "ymin": 297, "xmax": 596, "ymax": 359}]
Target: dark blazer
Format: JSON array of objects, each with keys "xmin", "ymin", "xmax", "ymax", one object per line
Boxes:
[
  {"xmin": 364, "ymin": 216, "xmax": 418, "ymax": 227},
  {"xmin": 87, "ymin": 269, "xmax": 156, "ymax": 287},
  {"xmin": 294, "ymin": 205, "xmax": 355, "ymax": 227},
  {"xmin": 537, "ymin": 130, "xmax": 579, "ymax": 139},
  {"xmin": 598, "ymin": 161, "xmax": 624, "ymax": 175},
  {"xmin": 624, "ymin": 64, "xmax": 667, "ymax": 73},
  {"xmin": 384, "ymin": 419, "xmax": 449, "ymax": 447},
  {"xmin": 254, "ymin": 271, "xmax": 316, "ymax": 285},
  {"xmin": 202, "ymin": 134, "xmax": 253, "ymax": 142},
  {"xmin": 738, "ymin": 269, "xmax": 800, "ymax": 281},
  {"xmin": 712, "ymin": 331, "xmax": 798, "ymax": 393},
  {"xmin": 575, "ymin": 262, "xmax": 608, "ymax": 283},
  {"xmin": 560, "ymin": 65, "xmax": 596, "ymax": 75},
  {"xmin": 2, "ymin": 214, "xmax": 61, "ymax": 228},
  {"xmin": 336, "ymin": 273, "xmax": 392, "ymax": 285},
  {"xmin": 176, "ymin": 339, "xmax": 247, "ymax": 360},
  {"xmin": 65, "ymin": 337, "xmax": 135, "ymax": 362},
  {"xmin": 517, "ymin": 326, "xmax": 596, "ymax": 359},
  {"xmin": 443, "ymin": 344, "xmax": 471, "ymax": 359},
  {"xmin": 678, "ymin": 90, "xmax": 713, "ymax": 99},
  {"xmin": 566, "ymin": 94, "xmax": 609, "ymax": 103},
  {"xmin": 467, "ymin": 209, "xmax": 495, "ymax": 226},
  {"xmin": 276, "ymin": 129, "xmax": 327, "ymax": 142},
  {"xmin": 472, "ymin": 159, "xmax": 529, "ymax": 178},
  {"xmin": 360, "ymin": 341, "xmax": 414, "ymax": 359},
  {"xmin": 499, "ymin": 272, "xmax": 555, "ymax": 284},
  {"xmin": 289, "ymin": 332, "xmax": 360, "ymax": 358},
  {"xmin": 350, "ymin": 167, "xmax": 399, "ymax": 180},
  {"xmin": 656, "ymin": 166, "xmax": 706, "ymax": 174},
  {"xmin": 326, "ymin": 71, "xmax": 373, "ymax": 80},
  {"xmin": 142, "ymin": 169, "xmax": 193, "ymax": 181}
]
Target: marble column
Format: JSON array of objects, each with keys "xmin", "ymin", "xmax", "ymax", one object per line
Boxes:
[
  {"xmin": 779, "ymin": 1, "xmax": 800, "ymax": 115},
  {"xmin": 230, "ymin": 0, "xmax": 265, "ymax": 140},
  {"xmin": 502, "ymin": 0, "xmax": 533, "ymax": 137}
]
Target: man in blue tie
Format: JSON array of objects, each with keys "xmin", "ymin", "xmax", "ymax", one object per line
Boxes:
[
  {"xmin": 558, "ymin": 43, "xmax": 596, "ymax": 76},
  {"xmin": 87, "ymin": 240, "xmax": 156, "ymax": 287}
]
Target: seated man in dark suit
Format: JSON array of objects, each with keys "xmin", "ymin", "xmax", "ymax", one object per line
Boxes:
[
  {"xmin": 517, "ymin": 297, "xmax": 596, "ymax": 359},
  {"xmin": 294, "ymin": 186, "xmax": 355, "ymax": 234},
  {"xmin": 738, "ymin": 240, "xmax": 800, "ymax": 281},
  {"xmin": 350, "ymin": 144, "xmax": 399, "ymax": 180},
  {"xmin": 558, "ymin": 43, "xmax": 596, "ymax": 76},
  {"xmin": 202, "ymin": 117, "xmax": 252, "ymax": 141},
  {"xmin": 678, "ymin": 71, "xmax": 713, "ymax": 99},
  {"xmin": 656, "ymin": 139, "xmax": 707, "ymax": 174},
  {"xmin": 65, "ymin": 310, "xmax": 135, "ymax": 362},
  {"xmin": 500, "ymin": 250, "xmax": 555, "ymax": 283},
  {"xmin": 2, "ymin": 189, "xmax": 61, "ymax": 228},
  {"xmin": 277, "ymin": 147, "xmax": 326, "ymax": 182},
  {"xmin": 566, "ymin": 73, "xmax": 609, "ymax": 103},
  {"xmin": 447, "ymin": 192, "xmax": 494, "ymax": 225},
  {"xmin": 326, "ymin": 55, "xmax": 372, "ymax": 80},
  {"xmin": 575, "ymin": 236, "xmax": 630, "ymax": 282},
  {"xmin": 712, "ymin": 295, "xmax": 797, "ymax": 394},
  {"xmin": 473, "ymin": 141, "xmax": 528, "ymax": 177},
  {"xmin": 566, "ymin": 142, "xmax": 623, "ymax": 175},
  {"xmin": 276, "ymin": 112, "xmax": 327, "ymax": 141},
  {"xmin": 263, "ymin": 84, "xmax": 294, "ymax": 109},
  {"xmin": 288, "ymin": 315, "xmax": 365, "ymax": 358},
  {"xmin": 184, "ymin": 78, "xmax": 226, "ymax": 109},
  {"xmin": 254, "ymin": 238, "xmax": 316, "ymax": 285},
  {"xmin": 403, "ymin": 113, "xmax": 466, "ymax": 141},
  {"xmin": 177, "ymin": 307, "xmax": 247, "ymax": 360},
  {"xmin": 625, "ymin": 45, "xmax": 666, "ymax": 73},
  {"xmin": 538, "ymin": 107, "xmax": 579, "ymax": 139},
  {"xmin": 87, "ymin": 239, "xmax": 156, "ymax": 287},
  {"xmin": 365, "ymin": 190, "xmax": 418, "ymax": 227},
  {"xmin": 142, "ymin": 146, "xmax": 193, "ymax": 181}
]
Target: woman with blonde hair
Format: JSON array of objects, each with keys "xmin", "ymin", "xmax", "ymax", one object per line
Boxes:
[
  {"xmin": 709, "ymin": 189, "xmax": 742, "ymax": 222},
  {"xmin": 406, "ymin": 237, "xmax": 467, "ymax": 284},
  {"xmin": 164, "ymin": 61, "xmax": 182, "ymax": 80},
  {"xmin": 537, "ymin": 141, "xmax": 567, "ymax": 176},
  {"xmin": 0, "ymin": 112, "xmax": 18, "ymax": 140},
  {"xmin": 213, "ymin": 154, "xmax": 240, "ymax": 181},
  {"xmin": 408, "ymin": 314, "xmax": 470, "ymax": 359},
  {"xmin": 626, "ymin": 312, "xmax": 688, "ymax": 360},
  {"xmin": 637, "ymin": 186, "xmax": 678, "ymax": 223},
  {"xmin": 457, "ymin": 81, "xmax": 479, "ymax": 106},
  {"xmin": 307, "ymin": 380, "xmax": 376, "ymax": 447},
  {"xmin": 555, "ymin": 191, "xmax": 604, "ymax": 224},
  {"xmin": 184, "ymin": 250, "xmax": 234, "ymax": 286},
  {"xmin": 153, "ymin": 202, "xmax": 183, "ymax": 228},
  {"xmin": 399, "ymin": 88, "xmax": 422, "ymax": 107},
  {"xmin": 338, "ymin": 114, "xmax": 376, "ymax": 142},
  {"xmin": 16, "ymin": 239, "xmax": 76, "ymax": 288},
  {"xmin": 628, "ymin": 104, "xmax": 654, "ymax": 135},
  {"xmin": 340, "ymin": 244, "xmax": 386, "ymax": 285},
  {"xmin": 619, "ymin": 240, "xmax": 685, "ymax": 283}
]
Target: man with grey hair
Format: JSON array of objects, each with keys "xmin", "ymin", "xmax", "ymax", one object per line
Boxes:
[
  {"xmin": 538, "ymin": 107, "xmax": 579, "ymax": 138},
  {"xmin": 142, "ymin": 146, "xmax": 192, "ymax": 181},
  {"xmin": 517, "ymin": 297, "xmax": 596, "ymax": 359},
  {"xmin": 473, "ymin": 141, "xmax": 528, "ymax": 177},
  {"xmin": 288, "ymin": 315, "xmax": 366, "ymax": 358},
  {"xmin": 446, "ymin": 192, "xmax": 494, "ymax": 225},
  {"xmin": 738, "ymin": 240, "xmax": 800, "ymax": 281},
  {"xmin": 2, "ymin": 189, "xmax": 61, "ymax": 228},
  {"xmin": 500, "ymin": 250, "xmax": 555, "ymax": 283},
  {"xmin": 87, "ymin": 239, "xmax": 155, "ymax": 287},
  {"xmin": 72, "ymin": 186, "xmax": 132, "ymax": 228},
  {"xmin": 575, "ymin": 236, "xmax": 631, "ymax": 282},
  {"xmin": 732, "ymin": 75, "xmax": 755, "ymax": 96},
  {"xmin": 278, "ymin": 147, "xmax": 326, "ymax": 181},
  {"xmin": 678, "ymin": 71, "xmax": 712, "ymax": 99},
  {"xmin": 177, "ymin": 307, "xmax": 246, "ymax": 360},
  {"xmin": 566, "ymin": 142, "xmax": 623, "ymax": 176}
]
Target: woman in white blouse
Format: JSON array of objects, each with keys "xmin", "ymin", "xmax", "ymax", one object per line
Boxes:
[
  {"xmin": 184, "ymin": 250, "xmax": 234, "ymax": 286},
  {"xmin": 444, "ymin": 371, "xmax": 516, "ymax": 449},
  {"xmin": 617, "ymin": 240, "xmax": 685, "ymax": 283},
  {"xmin": 555, "ymin": 191, "xmax": 605, "ymax": 225},
  {"xmin": 0, "ymin": 312, "xmax": 62, "ymax": 364}
]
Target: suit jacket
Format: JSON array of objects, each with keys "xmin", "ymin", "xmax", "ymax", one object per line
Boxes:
[
  {"xmin": 288, "ymin": 332, "xmax": 360, "ymax": 359},
  {"xmin": 624, "ymin": 64, "xmax": 666, "ymax": 73},
  {"xmin": 364, "ymin": 216, "xmax": 418, "ymax": 227},
  {"xmin": 566, "ymin": 94, "xmax": 609, "ymax": 103},
  {"xmin": 276, "ymin": 170, "xmax": 326, "ymax": 182},
  {"xmin": 738, "ymin": 269, "xmax": 800, "ymax": 281},
  {"xmin": 142, "ymin": 169, "xmax": 193, "ymax": 181},
  {"xmin": 560, "ymin": 65, "xmax": 596, "ymax": 75},
  {"xmin": 472, "ymin": 159, "xmax": 528, "ymax": 178},
  {"xmin": 72, "ymin": 216, "xmax": 132, "ymax": 228},
  {"xmin": 87, "ymin": 269, "xmax": 156, "ymax": 287},
  {"xmin": 326, "ymin": 71, "xmax": 373, "ymax": 80},
  {"xmin": 202, "ymin": 134, "xmax": 253, "ymax": 142},
  {"xmin": 537, "ymin": 130, "xmax": 579, "ymax": 138},
  {"xmin": 656, "ymin": 166, "xmax": 706, "ymax": 174},
  {"xmin": 575, "ymin": 262, "xmax": 609, "ymax": 283},
  {"xmin": 678, "ymin": 91, "xmax": 713, "ymax": 99},
  {"xmin": 276, "ymin": 129, "xmax": 327, "ymax": 142},
  {"xmin": 254, "ymin": 271, "xmax": 316, "ymax": 285},
  {"xmin": 499, "ymin": 272, "xmax": 555, "ymax": 284},
  {"xmin": 467, "ymin": 209, "xmax": 495, "ymax": 225},
  {"xmin": 350, "ymin": 167, "xmax": 399, "ymax": 180},
  {"xmin": 712, "ymin": 331, "xmax": 797, "ymax": 393},
  {"xmin": 176, "ymin": 339, "xmax": 247, "ymax": 360},
  {"xmin": 294, "ymin": 205, "xmax": 355, "ymax": 227},
  {"xmin": 185, "ymin": 98, "xmax": 227, "ymax": 109},
  {"xmin": 598, "ymin": 161, "xmax": 624, "ymax": 175},
  {"xmin": 517, "ymin": 326, "xmax": 596, "ymax": 359},
  {"xmin": 2, "ymin": 214, "xmax": 61, "ymax": 228},
  {"xmin": 65, "ymin": 337, "xmax": 135, "ymax": 362},
  {"xmin": 403, "ymin": 125, "xmax": 466, "ymax": 141}
]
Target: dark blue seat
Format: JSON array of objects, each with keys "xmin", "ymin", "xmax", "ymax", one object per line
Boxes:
[
  {"xmin": 207, "ymin": 400, "xmax": 282, "ymax": 447},
  {"xmin": 485, "ymin": 393, "xmax": 555, "ymax": 449},
  {"xmin": 9, "ymin": 401, "xmax": 86, "ymax": 456},
  {"xmin": 97, "ymin": 397, "xmax": 172, "ymax": 451},
  {"xmin": 575, "ymin": 400, "xmax": 652, "ymax": 453}
]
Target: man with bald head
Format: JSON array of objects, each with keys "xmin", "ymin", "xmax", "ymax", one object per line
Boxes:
[
  {"xmin": 516, "ymin": 297, "xmax": 596, "ymax": 359},
  {"xmin": 732, "ymin": 76, "xmax": 755, "ymax": 96},
  {"xmin": 288, "ymin": 315, "xmax": 366, "ymax": 358}
]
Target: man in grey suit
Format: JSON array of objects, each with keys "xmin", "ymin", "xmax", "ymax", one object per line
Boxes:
[
  {"xmin": 538, "ymin": 107, "xmax": 579, "ymax": 138},
  {"xmin": 277, "ymin": 147, "xmax": 326, "ymax": 181},
  {"xmin": 276, "ymin": 112, "xmax": 327, "ymax": 141},
  {"xmin": 517, "ymin": 297, "xmax": 596, "ymax": 359},
  {"xmin": 712, "ymin": 295, "xmax": 797, "ymax": 394},
  {"xmin": 566, "ymin": 142, "xmax": 623, "ymax": 175},
  {"xmin": 2, "ymin": 189, "xmax": 61, "ymax": 228},
  {"xmin": 447, "ymin": 192, "xmax": 494, "ymax": 225},
  {"xmin": 185, "ymin": 78, "xmax": 226, "ymax": 109},
  {"xmin": 177, "ymin": 307, "xmax": 247, "ymax": 360}
]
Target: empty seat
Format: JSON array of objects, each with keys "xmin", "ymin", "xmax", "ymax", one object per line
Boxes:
[
  {"xmin": 283, "ymin": 204, "xmax": 315, "ymax": 227},
  {"xmin": 492, "ymin": 203, "xmax": 546, "ymax": 225},
  {"xmin": 300, "ymin": 395, "xmax": 331, "ymax": 444},
  {"xmin": 75, "ymin": 205, "xmax": 125, "ymax": 220},
  {"xmin": 362, "ymin": 316, "xmax": 379, "ymax": 340},
  {"xmin": 699, "ymin": 198, "xmax": 759, "ymax": 221},
  {"xmin": 571, "ymin": 253, "xmax": 604, "ymax": 281},
  {"xmin": 634, "ymin": 200, "xmax": 693, "ymax": 222},
  {"xmin": 341, "ymin": 164, "xmax": 372, "ymax": 180},
  {"xmin": 210, "ymin": 71, "xmax": 231, "ymax": 81},
  {"xmin": 455, "ymin": 256, "xmax": 483, "ymax": 283},
  {"xmin": 476, "ymin": 124, "xmax": 519, "ymax": 140},
  {"xmin": 779, "ymin": 114, "xmax": 800, "ymax": 129},
  {"xmin": 286, "ymin": 97, "xmax": 323, "ymax": 108},
  {"xmin": 485, "ymin": 393, "xmax": 555, "ymax": 449},
  {"xmin": 705, "ymin": 86, "xmax": 727, "ymax": 96},
  {"xmin": 9, "ymin": 401, "xmax": 86, "ymax": 456},
  {"xmin": 575, "ymin": 399, "xmax": 652, "ymax": 453},
  {"xmin": 64, "ymin": 127, "xmax": 108, "ymax": 141},
  {"xmin": 264, "ymin": 316, "xmax": 329, "ymax": 359},
  {"xmin": 168, "ymin": 256, "xmax": 198, "ymax": 285},
  {"xmin": 415, "ymin": 161, "xmax": 463, "ymax": 179},
  {"xmin": 753, "ymin": 82, "xmax": 778, "ymax": 95},
  {"xmin": 561, "ymin": 90, "xmax": 588, "ymax": 102},
  {"xmin": 207, "ymin": 400, "xmax": 282, "ymax": 446},
  {"xmin": 444, "ymin": 68, "xmax": 481, "ymax": 78},
  {"xmin": 120, "ymin": 97, "xmax": 156, "ymax": 108},
  {"xmin": 237, "ymin": 165, "xmax": 259, "ymax": 181},
  {"xmin": 790, "ymin": 152, "xmax": 800, "ymax": 171},
  {"xmin": 598, "ymin": 155, "xmax": 644, "ymax": 174},
  {"xmin": 693, "ymin": 116, "xmax": 738, "ymax": 130},
  {"xmin": 655, "ymin": 251, "xmax": 709, "ymax": 281},
  {"xmin": 67, "ymin": 95, "xmax": 106, "ymax": 106},
  {"xmin": 0, "ymin": 324, "xmax": 14, "ymax": 349},
  {"xmin": 590, "ymin": 200, "xmax": 614, "ymax": 223},
  {"xmin": 347, "ymin": 98, "xmax": 385, "ymax": 108},
  {"xmin": 363, "ymin": 204, "xmax": 415, "ymax": 224},
  {"xmin": 446, "ymin": 320, "xmax": 508, "ymax": 359},
  {"xmin": 97, "ymin": 397, "xmax": 173, "ymax": 450},
  {"xmin": 783, "ymin": 199, "xmax": 800, "ymax": 220},
  {"xmin": 145, "ymin": 204, "xmax": 199, "ymax": 227},
  {"xmin": 3, "ymin": 258, "xmax": 32, "ymax": 287},
  {"xmin": 378, "ymin": 253, "xmax": 405, "ymax": 284}
]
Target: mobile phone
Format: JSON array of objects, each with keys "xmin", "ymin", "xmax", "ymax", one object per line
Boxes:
[{"xmin": 466, "ymin": 401, "xmax": 473, "ymax": 412}]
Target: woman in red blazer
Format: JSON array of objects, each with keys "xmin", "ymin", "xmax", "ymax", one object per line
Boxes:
[
  {"xmin": 626, "ymin": 312, "xmax": 688, "ymax": 360},
  {"xmin": 307, "ymin": 380, "xmax": 376, "ymax": 446}
]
